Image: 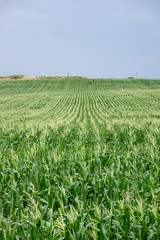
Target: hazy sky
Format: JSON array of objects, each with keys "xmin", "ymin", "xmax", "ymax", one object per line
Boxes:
[{"xmin": 0, "ymin": 0, "xmax": 160, "ymax": 78}]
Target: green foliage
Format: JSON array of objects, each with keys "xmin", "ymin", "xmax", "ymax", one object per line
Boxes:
[
  {"xmin": 0, "ymin": 125, "xmax": 160, "ymax": 239},
  {"xmin": 0, "ymin": 77, "xmax": 160, "ymax": 239},
  {"xmin": 10, "ymin": 75, "xmax": 25, "ymax": 79}
]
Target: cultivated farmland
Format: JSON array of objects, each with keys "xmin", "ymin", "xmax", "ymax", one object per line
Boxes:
[{"xmin": 0, "ymin": 77, "xmax": 160, "ymax": 239}]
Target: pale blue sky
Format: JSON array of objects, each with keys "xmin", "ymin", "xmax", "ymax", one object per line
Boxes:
[{"xmin": 0, "ymin": 0, "xmax": 160, "ymax": 78}]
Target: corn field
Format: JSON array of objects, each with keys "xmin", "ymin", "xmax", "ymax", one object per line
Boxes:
[{"xmin": 0, "ymin": 77, "xmax": 160, "ymax": 239}]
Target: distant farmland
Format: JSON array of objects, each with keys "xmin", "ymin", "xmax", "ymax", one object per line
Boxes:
[{"xmin": 0, "ymin": 77, "xmax": 160, "ymax": 239}]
